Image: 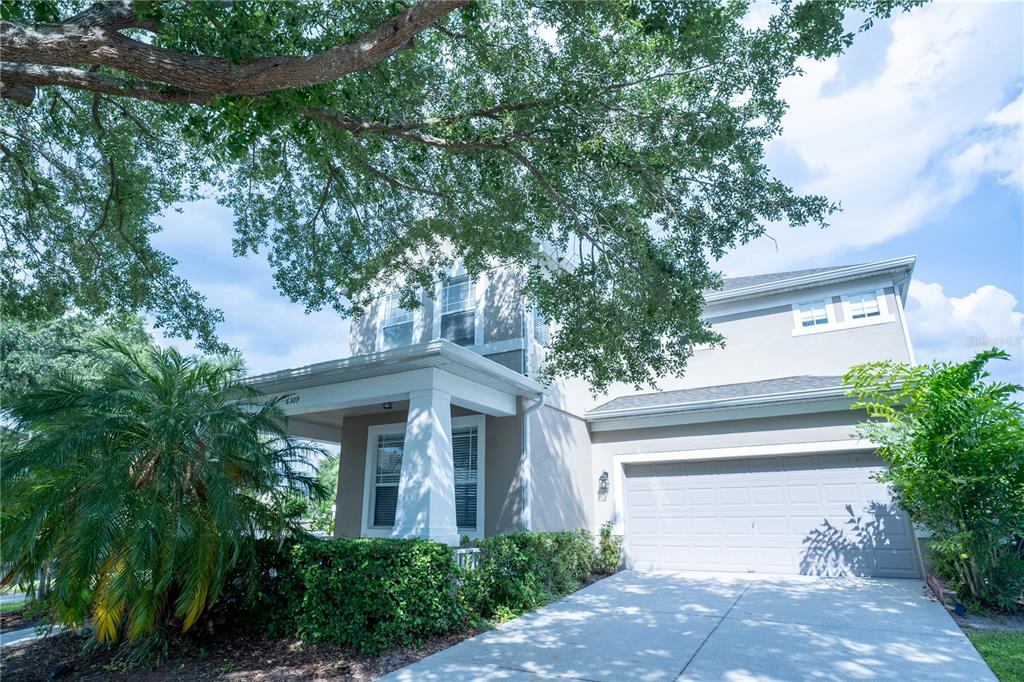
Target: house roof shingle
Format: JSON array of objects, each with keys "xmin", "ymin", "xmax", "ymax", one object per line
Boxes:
[
  {"xmin": 718, "ymin": 264, "xmax": 863, "ymax": 292},
  {"xmin": 587, "ymin": 375, "xmax": 847, "ymax": 415}
]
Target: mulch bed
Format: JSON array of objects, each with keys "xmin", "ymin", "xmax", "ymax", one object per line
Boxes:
[
  {"xmin": 1, "ymin": 608, "xmax": 43, "ymax": 631},
  {"xmin": 1, "ymin": 625, "xmax": 478, "ymax": 681},
  {"xmin": 2, "ymin": 574, "xmax": 611, "ymax": 680}
]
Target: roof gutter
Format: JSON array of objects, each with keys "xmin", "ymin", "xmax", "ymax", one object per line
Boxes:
[
  {"xmin": 585, "ymin": 384, "xmax": 853, "ymax": 422},
  {"xmin": 706, "ymin": 255, "xmax": 917, "ymax": 305}
]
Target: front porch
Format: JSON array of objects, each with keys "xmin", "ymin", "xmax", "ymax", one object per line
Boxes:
[{"xmin": 247, "ymin": 340, "xmax": 543, "ymax": 544}]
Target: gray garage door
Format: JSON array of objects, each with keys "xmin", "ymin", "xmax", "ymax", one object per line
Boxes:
[{"xmin": 623, "ymin": 451, "xmax": 919, "ymax": 578}]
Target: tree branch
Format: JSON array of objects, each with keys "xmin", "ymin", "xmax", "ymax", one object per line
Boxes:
[
  {"xmin": 1, "ymin": 63, "xmax": 213, "ymax": 104},
  {"xmin": 2, "ymin": 1, "xmax": 468, "ymax": 96}
]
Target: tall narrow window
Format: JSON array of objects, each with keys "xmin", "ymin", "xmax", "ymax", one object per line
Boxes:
[
  {"xmin": 797, "ymin": 299, "xmax": 829, "ymax": 328},
  {"xmin": 382, "ymin": 292, "xmax": 414, "ymax": 349},
  {"xmin": 452, "ymin": 426, "xmax": 479, "ymax": 530},
  {"xmin": 847, "ymin": 291, "xmax": 881, "ymax": 319},
  {"xmin": 372, "ymin": 433, "xmax": 404, "ymax": 527},
  {"xmin": 531, "ymin": 306, "xmax": 550, "ymax": 346},
  {"xmin": 441, "ymin": 275, "xmax": 475, "ymax": 346}
]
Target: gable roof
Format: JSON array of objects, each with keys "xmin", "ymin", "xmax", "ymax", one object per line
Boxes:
[
  {"xmin": 587, "ymin": 375, "xmax": 847, "ymax": 417},
  {"xmin": 707, "ymin": 256, "xmax": 916, "ymax": 305},
  {"xmin": 719, "ymin": 265, "xmax": 862, "ymax": 292}
]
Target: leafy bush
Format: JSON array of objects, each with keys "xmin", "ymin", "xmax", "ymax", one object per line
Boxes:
[
  {"xmin": 223, "ymin": 530, "xmax": 608, "ymax": 653},
  {"xmin": 289, "ymin": 538, "xmax": 465, "ymax": 655},
  {"xmin": 461, "ymin": 530, "xmax": 596, "ymax": 619},
  {"xmin": 212, "ymin": 539, "xmax": 304, "ymax": 638},
  {"xmin": 596, "ymin": 521, "xmax": 624, "ymax": 574},
  {"xmin": 846, "ymin": 349, "xmax": 1024, "ymax": 610}
]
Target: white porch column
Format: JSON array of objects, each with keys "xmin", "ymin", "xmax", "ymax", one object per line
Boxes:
[{"xmin": 392, "ymin": 388, "xmax": 459, "ymax": 545}]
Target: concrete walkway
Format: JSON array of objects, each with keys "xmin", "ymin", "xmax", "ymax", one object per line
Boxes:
[{"xmin": 383, "ymin": 570, "xmax": 995, "ymax": 681}]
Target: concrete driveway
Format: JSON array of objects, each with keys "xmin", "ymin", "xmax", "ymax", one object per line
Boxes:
[{"xmin": 382, "ymin": 570, "xmax": 995, "ymax": 681}]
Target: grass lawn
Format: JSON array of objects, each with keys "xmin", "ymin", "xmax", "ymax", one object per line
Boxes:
[
  {"xmin": 0, "ymin": 600, "xmax": 27, "ymax": 614},
  {"xmin": 967, "ymin": 630, "xmax": 1024, "ymax": 682}
]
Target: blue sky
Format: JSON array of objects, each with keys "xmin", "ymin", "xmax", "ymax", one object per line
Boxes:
[{"xmin": 151, "ymin": 1, "xmax": 1024, "ymax": 385}]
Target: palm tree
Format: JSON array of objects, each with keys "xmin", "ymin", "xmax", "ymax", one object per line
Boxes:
[{"xmin": 1, "ymin": 336, "xmax": 327, "ymax": 650}]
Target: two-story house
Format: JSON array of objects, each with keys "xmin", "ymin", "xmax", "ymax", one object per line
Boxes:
[{"xmin": 247, "ymin": 255, "xmax": 921, "ymax": 578}]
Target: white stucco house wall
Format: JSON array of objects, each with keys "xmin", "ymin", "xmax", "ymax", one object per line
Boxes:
[{"xmin": 247, "ymin": 255, "xmax": 923, "ymax": 578}]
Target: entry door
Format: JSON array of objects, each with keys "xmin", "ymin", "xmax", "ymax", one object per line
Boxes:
[{"xmin": 622, "ymin": 452, "xmax": 919, "ymax": 578}]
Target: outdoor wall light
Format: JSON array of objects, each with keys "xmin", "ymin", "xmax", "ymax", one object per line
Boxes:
[
  {"xmin": 382, "ymin": 401, "xmax": 393, "ymax": 410},
  {"xmin": 597, "ymin": 470, "xmax": 610, "ymax": 501}
]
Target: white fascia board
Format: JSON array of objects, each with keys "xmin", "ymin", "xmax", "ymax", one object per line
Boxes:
[
  {"xmin": 706, "ymin": 256, "xmax": 917, "ymax": 307},
  {"xmin": 266, "ymin": 367, "xmax": 436, "ymax": 415},
  {"xmin": 586, "ymin": 388, "xmax": 855, "ymax": 432},
  {"xmin": 266, "ymin": 366, "xmax": 518, "ymax": 418},
  {"xmin": 247, "ymin": 339, "xmax": 542, "ymax": 400}
]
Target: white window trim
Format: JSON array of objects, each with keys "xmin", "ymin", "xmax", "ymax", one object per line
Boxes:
[
  {"xmin": 360, "ymin": 415, "xmax": 486, "ymax": 539},
  {"xmin": 790, "ymin": 298, "xmax": 836, "ymax": 334},
  {"xmin": 377, "ymin": 290, "xmax": 426, "ymax": 352},
  {"xmin": 841, "ymin": 287, "xmax": 890, "ymax": 322},
  {"xmin": 432, "ymin": 266, "xmax": 486, "ymax": 347},
  {"xmin": 791, "ymin": 289, "xmax": 896, "ymax": 336}
]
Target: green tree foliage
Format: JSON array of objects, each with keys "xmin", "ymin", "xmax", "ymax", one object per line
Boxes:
[
  {"xmin": 307, "ymin": 453, "xmax": 339, "ymax": 533},
  {"xmin": 0, "ymin": 313, "xmax": 151, "ymax": 398},
  {"xmin": 846, "ymin": 349, "xmax": 1024, "ymax": 610},
  {"xmin": 1, "ymin": 0, "xmax": 923, "ymax": 390},
  {"xmin": 0, "ymin": 336, "xmax": 329, "ymax": 655}
]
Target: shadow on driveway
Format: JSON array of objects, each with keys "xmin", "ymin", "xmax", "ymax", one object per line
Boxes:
[{"xmin": 382, "ymin": 570, "xmax": 996, "ymax": 681}]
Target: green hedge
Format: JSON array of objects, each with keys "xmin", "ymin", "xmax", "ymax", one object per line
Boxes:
[
  {"xmin": 460, "ymin": 530, "xmax": 596, "ymax": 619},
  {"xmin": 227, "ymin": 530, "xmax": 607, "ymax": 654},
  {"xmin": 290, "ymin": 538, "xmax": 465, "ymax": 655}
]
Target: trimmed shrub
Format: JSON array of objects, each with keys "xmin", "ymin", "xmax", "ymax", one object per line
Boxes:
[
  {"xmin": 213, "ymin": 539, "xmax": 304, "ymax": 637},
  {"xmin": 461, "ymin": 530, "xmax": 596, "ymax": 619},
  {"xmin": 291, "ymin": 538, "xmax": 465, "ymax": 654}
]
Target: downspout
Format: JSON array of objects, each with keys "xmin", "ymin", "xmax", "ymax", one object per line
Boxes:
[
  {"xmin": 521, "ymin": 392, "xmax": 545, "ymax": 532},
  {"xmin": 520, "ymin": 287, "xmax": 543, "ymax": 531}
]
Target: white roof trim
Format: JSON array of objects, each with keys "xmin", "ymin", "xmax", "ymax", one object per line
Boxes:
[
  {"xmin": 585, "ymin": 384, "xmax": 852, "ymax": 422},
  {"xmin": 246, "ymin": 339, "xmax": 542, "ymax": 398},
  {"xmin": 708, "ymin": 256, "xmax": 917, "ymax": 305}
]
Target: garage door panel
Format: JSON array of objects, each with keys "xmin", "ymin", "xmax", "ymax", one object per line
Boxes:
[
  {"xmin": 623, "ymin": 453, "xmax": 919, "ymax": 578},
  {"xmin": 785, "ymin": 485, "xmax": 822, "ymax": 504}
]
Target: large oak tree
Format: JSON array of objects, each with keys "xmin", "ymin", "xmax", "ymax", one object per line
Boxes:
[{"xmin": 1, "ymin": 0, "xmax": 921, "ymax": 390}]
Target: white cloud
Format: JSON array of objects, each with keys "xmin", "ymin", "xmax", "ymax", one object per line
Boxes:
[
  {"xmin": 721, "ymin": 1, "xmax": 1023, "ymax": 275},
  {"xmin": 150, "ymin": 198, "xmax": 350, "ymax": 374},
  {"xmin": 948, "ymin": 90, "xmax": 1024, "ymax": 189},
  {"xmin": 906, "ymin": 279, "xmax": 1024, "ymax": 384}
]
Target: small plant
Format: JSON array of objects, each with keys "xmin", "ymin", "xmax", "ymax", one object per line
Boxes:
[{"xmin": 597, "ymin": 521, "xmax": 623, "ymax": 574}]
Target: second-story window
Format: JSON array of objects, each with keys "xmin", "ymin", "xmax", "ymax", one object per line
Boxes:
[
  {"xmin": 797, "ymin": 299, "xmax": 830, "ymax": 328},
  {"xmin": 847, "ymin": 291, "xmax": 881, "ymax": 319},
  {"xmin": 441, "ymin": 275, "xmax": 475, "ymax": 346},
  {"xmin": 382, "ymin": 292, "xmax": 413, "ymax": 349}
]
